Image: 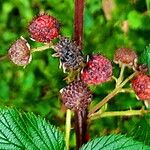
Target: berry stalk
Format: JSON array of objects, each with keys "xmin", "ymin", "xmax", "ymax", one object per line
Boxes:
[
  {"xmin": 88, "ymin": 72, "xmax": 137, "ymax": 117},
  {"xmin": 89, "ymin": 108, "xmax": 150, "ymax": 121},
  {"xmin": 65, "ymin": 109, "xmax": 71, "ymax": 150},
  {"xmin": 31, "ymin": 43, "xmax": 53, "ymax": 53},
  {"xmin": 0, "ymin": 55, "xmax": 8, "ymax": 61}
]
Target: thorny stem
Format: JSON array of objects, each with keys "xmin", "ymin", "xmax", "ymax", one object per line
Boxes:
[
  {"xmin": 31, "ymin": 43, "xmax": 53, "ymax": 53},
  {"xmin": 88, "ymin": 72, "xmax": 137, "ymax": 117},
  {"xmin": 89, "ymin": 108, "xmax": 150, "ymax": 121},
  {"xmin": 65, "ymin": 109, "xmax": 71, "ymax": 150}
]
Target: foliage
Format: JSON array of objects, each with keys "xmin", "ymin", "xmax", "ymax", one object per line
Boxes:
[
  {"xmin": 140, "ymin": 45, "xmax": 150, "ymax": 73},
  {"xmin": 81, "ymin": 134, "xmax": 150, "ymax": 150},
  {"xmin": 0, "ymin": 108, "xmax": 65, "ymax": 150},
  {"xmin": 0, "ymin": 108, "xmax": 149, "ymax": 150},
  {"xmin": 0, "ymin": 0, "xmax": 150, "ymax": 149}
]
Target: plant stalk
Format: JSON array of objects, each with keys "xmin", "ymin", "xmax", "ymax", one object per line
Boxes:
[
  {"xmin": 89, "ymin": 109, "xmax": 150, "ymax": 121},
  {"xmin": 88, "ymin": 72, "xmax": 137, "ymax": 117},
  {"xmin": 0, "ymin": 54, "xmax": 8, "ymax": 61},
  {"xmin": 74, "ymin": 0, "xmax": 84, "ymax": 49},
  {"xmin": 65, "ymin": 109, "xmax": 71, "ymax": 150},
  {"xmin": 74, "ymin": 0, "xmax": 86, "ymax": 149},
  {"xmin": 75, "ymin": 110, "xmax": 88, "ymax": 150},
  {"xmin": 31, "ymin": 43, "xmax": 53, "ymax": 53}
]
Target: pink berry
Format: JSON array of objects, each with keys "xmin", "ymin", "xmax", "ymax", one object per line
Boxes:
[
  {"xmin": 114, "ymin": 48, "xmax": 137, "ymax": 69},
  {"xmin": 28, "ymin": 13, "xmax": 60, "ymax": 43},
  {"xmin": 81, "ymin": 54, "xmax": 112, "ymax": 85},
  {"xmin": 60, "ymin": 81, "xmax": 92, "ymax": 111},
  {"xmin": 8, "ymin": 37, "xmax": 32, "ymax": 66},
  {"xmin": 132, "ymin": 73, "xmax": 150, "ymax": 100}
]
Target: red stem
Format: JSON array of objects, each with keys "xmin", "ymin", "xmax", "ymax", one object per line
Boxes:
[
  {"xmin": 74, "ymin": 0, "xmax": 87, "ymax": 149},
  {"xmin": 75, "ymin": 110, "xmax": 88, "ymax": 150},
  {"xmin": 74, "ymin": 0, "xmax": 84, "ymax": 49}
]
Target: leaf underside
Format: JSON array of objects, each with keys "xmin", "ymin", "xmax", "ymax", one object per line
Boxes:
[{"xmin": 0, "ymin": 108, "xmax": 65, "ymax": 150}]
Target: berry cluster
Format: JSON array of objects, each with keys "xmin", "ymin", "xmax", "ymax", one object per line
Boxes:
[{"xmin": 8, "ymin": 12, "xmax": 150, "ymax": 111}]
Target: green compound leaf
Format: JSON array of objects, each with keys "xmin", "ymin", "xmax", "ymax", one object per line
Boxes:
[
  {"xmin": 80, "ymin": 134, "xmax": 150, "ymax": 150},
  {"xmin": 0, "ymin": 108, "xmax": 66, "ymax": 150},
  {"xmin": 140, "ymin": 45, "xmax": 150, "ymax": 74}
]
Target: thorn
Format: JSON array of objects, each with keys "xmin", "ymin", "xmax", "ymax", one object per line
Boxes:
[
  {"xmin": 30, "ymin": 38, "xmax": 36, "ymax": 41},
  {"xmin": 144, "ymin": 100, "xmax": 150, "ymax": 108},
  {"xmin": 86, "ymin": 55, "xmax": 89, "ymax": 62},
  {"xmin": 52, "ymin": 53, "xmax": 59, "ymax": 57},
  {"xmin": 60, "ymin": 88, "xmax": 64, "ymax": 93},
  {"xmin": 59, "ymin": 61, "xmax": 62, "ymax": 69}
]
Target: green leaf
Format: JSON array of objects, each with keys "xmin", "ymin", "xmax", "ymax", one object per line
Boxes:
[
  {"xmin": 0, "ymin": 108, "xmax": 66, "ymax": 150},
  {"xmin": 80, "ymin": 134, "xmax": 150, "ymax": 150},
  {"xmin": 128, "ymin": 11, "xmax": 142, "ymax": 29},
  {"xmin": 140, "ymin": 45, "xmax": 150, "ymax": 74},
  {"xmin": 129, "ymin": 115, "xmax": 150, "ymax": 146}
]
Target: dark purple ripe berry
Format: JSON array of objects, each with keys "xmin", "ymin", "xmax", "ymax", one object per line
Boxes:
[
  {"xmin": 8, "ymin": 37, "xmax": 32, "ymax": 66},
  {"xmin": 53, "ymin": 37, "xmax": 83, "ymax": 72},
  {"xmin": 60, "ymin": 81, "xmax": 92, "ymax": 111}
]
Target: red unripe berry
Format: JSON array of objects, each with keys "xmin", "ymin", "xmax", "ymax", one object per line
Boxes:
[
  {"xmin": 60, "ymin": 81, "xmax": 92, "ymax": 111},
  {"xmin": 8, "ymin": 37, "xmax": 32, "ymax": 66},
  {"xmin": 114, "ymin": 48, "xmax": 137, "ymax": 69},
  {"xmin": 132, "ymin": 73, "xmax": 150, "ymax": 100},
  {"xmin": 28, "ymin": 14, "xmax": 59, "ymax": 43},
  {"xmin": 81, "ymin": 54, "xmax": 112, "ymax": 85}
]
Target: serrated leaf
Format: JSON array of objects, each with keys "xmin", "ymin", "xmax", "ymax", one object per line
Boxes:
[
  {"xmin": 129, "ymin": 115, "xmax": 150, "ymax": 146},
  {"xmin": 140, "ymin": 45, "xmax": 150, "ymax": 74},
  {"xmin": 0, "ymin": 108, "xmax": 66, "ymax": 150},
  {"xmin": 80, "ymin": 134, "xmax": 150, "ymax": 150}
]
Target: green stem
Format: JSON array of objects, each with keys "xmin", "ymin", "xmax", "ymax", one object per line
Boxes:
[
  {"xmin": 120, "ymin": 88, "xmax": 134, "ymax": 93},
  {"xmin": 65, "ymin": 109, "xmax": 71, "ymax": 150},
  {"xmin": 89, "ymin": 109, "xmax": 150, "ymax": 121},
  {"xmin": 0, "ymin": 54, "xmax": 8, "ymax": 61},
  {"xmin": 116, "ymin": 64, "xmax": 125, "ymax": 86},
  {"xmin": 146, "ymin": 0, "xmax": 150, "ymax": 12},
  {"xmin": 88, "ymin": 72, "xmax": 137, "ymax": 117},
  {"xmin": 31, "ymin": 43, "xmax": 53, "ymax": 53}
]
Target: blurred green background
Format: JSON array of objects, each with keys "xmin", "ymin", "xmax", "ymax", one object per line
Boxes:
[{"xmin": 0, "ymin": 0, "xmax": 150, "ymax": 148}]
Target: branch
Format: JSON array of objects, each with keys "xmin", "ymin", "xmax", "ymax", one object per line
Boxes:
[
  {"xmin": 31, "ymin": 43, "xmax": 53, "ymax": 53},
  {"xmin": 88, "ymin": 72, "xmax": 137, "ymax": 117},
  {"xmin": 89, "ymin": 108, "xmax": 150, "ymax": 121}
]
